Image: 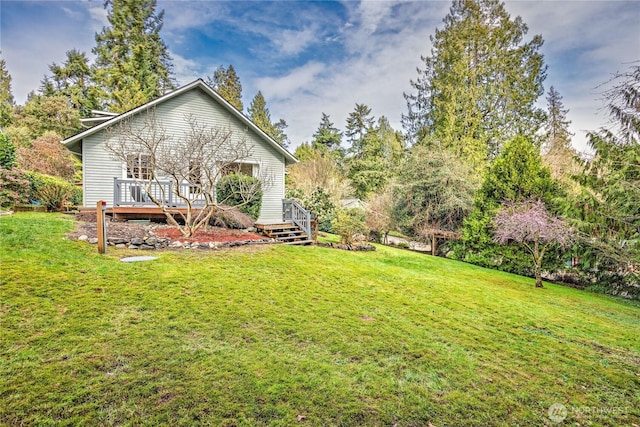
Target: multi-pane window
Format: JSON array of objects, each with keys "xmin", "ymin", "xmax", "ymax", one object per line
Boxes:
[{"xmin": 126, "ymin": 154, "xmax": 151, "ymax": 180}]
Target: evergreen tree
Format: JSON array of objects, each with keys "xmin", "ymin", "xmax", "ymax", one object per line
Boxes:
[
  {"xmin": 248, "ymin": 91, "xmax": 289, "ymax": 147},
  {"xmin": 574, "ymin": 63, "xmax": 640, "ymax": 285},
  {"xmin": 376, "ymin": 116, "xmax": 405, "ymax": 165},
  {"xmin": 312, "ymin": 113, "xmax": 342, "ymax": 150},
  {"xmin": 541, "ymin": 86, "xmax": 579, "ymax": 186},
  {"xmin": 345, "ymin": 103, "xmax": 374, "ymax": 154},
  {"xmin": 542, "ymin": 86, "xmax": 573, "ymax": 153},
  {"xmin": 393, "ymin": 145, "xmax": 479, "ymax": 236},
  {"xmin": 13, "ymin": 92, "xmax": 81, "ymax": 141},
  {"xmin": 41, "ymin": 49, "xmax": 101, "ymax": 118},
  {"xmin": 93, "ymin": 0, "xmax": 174, "ymax": 112},
  {"xmin": 0, "ymin": 132, "xmax": 16, "ymax": 169},
  {"xmin": 347, "ymin": 116, "xmax": 404, "ymax": 199},
  {"xmin": 403, "ymin": 0, "xmax": 546, "ymax": 166},
  {"xmin": 207, "ymin": 64, "xmax": 243, "ymax": 111},
  {"xmin": 0, "ymin": 56, "xmax": 14, "ymax": 129},
  {"xmin": 455, "ymin": 135, "xmax": 560, "ymax": 275}
]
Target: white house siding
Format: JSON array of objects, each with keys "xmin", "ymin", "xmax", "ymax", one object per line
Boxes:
[
  {"xmin": 81, "ymin": 87, "xmax": 286, "ymax": 224},
  {"xmin": 82, "ymin": 133, "xmax": 123, "ymax": 207}
]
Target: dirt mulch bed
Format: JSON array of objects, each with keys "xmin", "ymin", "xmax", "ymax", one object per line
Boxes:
[
  {"xmin": 67, "ymin": 220, "xmax": 150, "ymax": 241},
  {"xmin": 68, "ymin": 213, "xmax": 266, "ymax": 244},
  {"xmin": 153, "ymin": 226, "xmax": 265, "ymax": 243}
]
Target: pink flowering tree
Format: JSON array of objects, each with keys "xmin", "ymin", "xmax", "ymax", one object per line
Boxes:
[{"xmin": 493, "ymin": 200, "xmax": 574, "ymax": 288}]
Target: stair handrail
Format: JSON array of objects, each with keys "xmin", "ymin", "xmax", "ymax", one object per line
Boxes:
[{"xmin": 282, "ymin": 199, "xmax": 311, "ymax": 238}]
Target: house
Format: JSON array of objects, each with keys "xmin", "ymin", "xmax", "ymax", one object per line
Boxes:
[{"xmin": 62, "ymin": 79, "xmax": 301, "ymax": 228}]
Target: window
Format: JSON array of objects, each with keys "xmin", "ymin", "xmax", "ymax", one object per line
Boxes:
[
  {"xmin": 127, "ymin": 154, "xmax": 151, "ymax": 180},
  {"xmin": 222, "ymin": 162, "xmax": 254, "ymax": 177}
]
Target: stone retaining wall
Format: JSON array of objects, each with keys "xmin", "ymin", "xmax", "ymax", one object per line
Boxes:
[{"xmin": 76, "ymin": 234, "xmax": 274, "ymax": 250}]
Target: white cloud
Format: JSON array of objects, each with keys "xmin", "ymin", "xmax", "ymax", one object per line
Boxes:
[
  {"xmin": 357, "ymin": 0, "xmax": 398, "ymax": 35},
  {"xmin": 272, "ymin": 27, "xmax": 319, "ymax": 56},
  {"xmin": 170, "ymin": 52, "xmax": 203, "ymax": 85},
  {"xmin": 87, "ymin": 4, "xmax": 109, "ymax": 31},
  {"xmin": 261, "ymin": 1, "xmax": 443, "ymax": 147},
  {"xmin": 3, "ymin": 3, "xmax": 98, "ymax": 104},
  {"xmin": 160, "ymin": 1, "xmax": 227, "ymax": 31},
  {"xmin": 255, "ymin": 62, "xmax": 326, "ymax": 102}
]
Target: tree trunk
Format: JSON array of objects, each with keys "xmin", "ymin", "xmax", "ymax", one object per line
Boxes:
[
  {"xmin": 535, "ymin": 267, "xmax": 544, "ymax": 288},
  {"xmin": 534, "ymin": 238, "xmax": 544, "ymax": 287}
]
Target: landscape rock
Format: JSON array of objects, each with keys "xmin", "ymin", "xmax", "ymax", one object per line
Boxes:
[{"xmin": 317, "ymin": 242, "xmax": 376, "ymax": 251}]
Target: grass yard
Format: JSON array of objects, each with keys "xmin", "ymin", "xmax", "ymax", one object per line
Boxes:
[{"xmin": 1, "ymin": 213, "xmax": 639, "ymax": 426}]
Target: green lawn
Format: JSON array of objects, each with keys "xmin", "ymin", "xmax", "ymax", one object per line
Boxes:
[{"xmin": 1, "ymin": 213, "xmax": 639, "ymax": 426}]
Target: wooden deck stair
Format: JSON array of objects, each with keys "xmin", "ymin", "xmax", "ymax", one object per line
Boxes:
[{"xmin": 255, "ymin": 222, "xmax": 313, "ymax": 245}]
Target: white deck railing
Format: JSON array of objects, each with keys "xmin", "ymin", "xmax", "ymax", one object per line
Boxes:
[
  {"xmin": 282, "ymin": 199, "xmax": 312, "ymax": 237},
  {"xmin": 113, "ymin": 178, "xmax": 206, "ymax": 207}
]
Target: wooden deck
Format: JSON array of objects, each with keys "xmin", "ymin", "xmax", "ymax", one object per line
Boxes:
[
  {"xmin": 79, "ymin": 197, "xmax": 316, "ymax": 245},
  {"xmin": 80, "ymin": 206, "xmax": 191, "ymax": 220}
]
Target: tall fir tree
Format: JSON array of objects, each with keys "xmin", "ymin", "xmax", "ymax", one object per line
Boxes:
[
  {"xmin": 0, "ymin": 55, "xmax": 14, "ymax": 129},
  {"xmin": 347, "ymin": 116, "xmax": 404, "ymax": 199},
  {"xmin": 543, "ymin": 86, "xmax": 573, "ymax": 153},
  {"xmin": 541, "ymin": 86, "xmax": 578, "ymax": 185},
  {"xmin": 312, "ymin": 113, "xmax": 342, "ymax": 150},
  {"xmin": 207, "ymin": 64, "xmax": 243, "ymax": 111},
  {"xmin": 248, "ymin": 91, "xmax": 288, "ymax": 147},
  {"xmin": 345, "ymin": 103, "xmax": 375, "ymax": 154},
  {"xmin": 93, "ymin": 0, "xmax": 174, "ymax": 113},
  {"xmin": 41, "ymin": 49, "xmax": 101, "ymax": 118},
  {"xmin": 403, "ymin": 0, "xmax": 546, "ymax": 166}
]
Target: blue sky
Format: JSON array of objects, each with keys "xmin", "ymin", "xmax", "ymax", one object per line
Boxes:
[{"xmin": 1, "ymin": 0, "xmax": 639, "ymax": 152}]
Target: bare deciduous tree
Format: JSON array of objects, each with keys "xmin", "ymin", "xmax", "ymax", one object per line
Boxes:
[
  {"xmin": 365, "ymin": 188, "xmax": 394, "ymax": 244},
  {"xmin": 287, "ymin": 149, "xmax": 349, "ymax": 201},
  {"xmin": 105, "ymin": 109, "xmax": 270, "ymax": 237}
]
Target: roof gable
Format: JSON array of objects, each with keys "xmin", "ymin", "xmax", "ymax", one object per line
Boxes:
[{"xmin": 62, "ymin": 79, "xmax": 297, "ymax": 165}]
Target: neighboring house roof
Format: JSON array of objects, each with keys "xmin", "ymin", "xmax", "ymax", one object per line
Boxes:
[
  {"xmin": 341, "ymin": 198, "xmax": 366, "ymax": 209},
  {"xmin": 62, "ymin": 79, "xmax": 298, "ymax": 165}
]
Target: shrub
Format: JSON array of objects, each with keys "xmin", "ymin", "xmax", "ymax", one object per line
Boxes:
[
  {"xmin": 216, "ymin": 174, "xmax": 263, "ymax": 220},
  {"xmin": 302, "ymin": 187, "xmax": 336, "ymax": 233},
  {"xmin": 69, "ymin": 185, "xmax": 83, "ymax": 206},
  {"xmin": 331, "ymin": 208, "xmax": 368, "ymax": 245},
  {"xmin": 286, "ymin": 187, "xmax": 337, "ymax": 233},
  {"xmin": 210, "ymin": 206, "xmax": 256, "ymax": 229},
  {"xmin": 26, "ymin": 172, "xmax": 76, "ymax": 211},
  {"xmin": 0, "ymin": 132, "xmax": 17, "ymax": 170},
  {"xmin": 0, "ymin": 167, "xmax": 30, "ymax": 208},
  {"xmin": 17, "ymin": 132, "xmax": 76, "ymax": 181}
]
